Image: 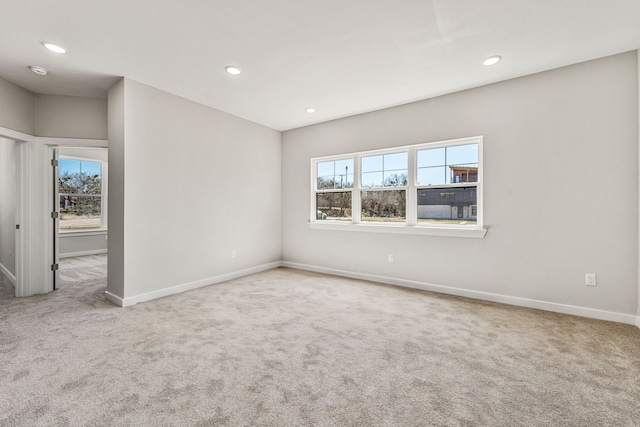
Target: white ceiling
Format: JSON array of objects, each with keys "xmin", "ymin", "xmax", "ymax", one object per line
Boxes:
[{"xmin": 1, "ymin": 0, "xmax": 639, "ymax": 131}]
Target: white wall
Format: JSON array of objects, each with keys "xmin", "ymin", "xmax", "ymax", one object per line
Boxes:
[
  {"xmin": 35, "ymin": 95, "xmax": 108, "ymax": 139},
  {"xmin": 0, "ymin": 76, "xmax": 35, "ymax": 135},
  {"xmin": 58, "ymin": 147, "xmax": 108, "ymax": 162},
  {"xmin": 282, "ymin": 51, "xmax": 639, "ymax": 319},
  {"xmin": 59, "ymin": 233, "xmax": 107, "ymax": 257},
  {"xmin": 108, "ymin": 79, "xmax": 281, "ymax": 303},
  {"xmin": 0, "ymin": 137, "xmax": 17, "ymax": 279}
]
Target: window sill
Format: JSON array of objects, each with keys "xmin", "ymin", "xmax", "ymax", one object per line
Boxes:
[
  {"xmin": 59, "ymin": 229, "xmax": 108, "ymax": 237},
  {"xmin": 309, "ymin": 221, "xmax": 487, "ymax": 238}
]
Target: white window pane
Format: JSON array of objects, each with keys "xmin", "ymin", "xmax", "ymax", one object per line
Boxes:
[
  {"xmin": 334, "ymin": 158, "xmax": 353, "ymax": 174},
  {"xmin": 59, "ymin": 159, "xmax": 102, "ymax": 195},
  {"xmin": 59, "ymin": 159, "xmax": 80, "ymax": 175},
  {"xmin": 362, "ymin": 171, "xmax": 383, "ymax": 187},
  {"xmin": 335, "ymin": 176, "xmax": 350, "ymax": 189},
  {"xmin": 447, "ymin": 144, "xmax": 478, "ymax": 165},
  {"xmin": 451, "ymin": 164, "xmax": 478, "ymax": 183},
  {"xmin": 417, "ymin": 187, "xmax": 477, "ymax": 225},
  {"xmin": 361, "ymin": 190, "xmax": 406, "ymax": 222},
  {"xmin": 317, "ymin": 161, "xmax": 334, "ymax": 177},
  {"xmin": 417, "ymin": 166, "xmax": 446, "ymax": 185},
  {"xmin": 317, "ymin": 176, "xmax": 335, "ymax": 189},
  {"xmin": 417, "ymin": 147, "xmax": 445, "ymax": 168},
  {"xmin": 333, "ymin": 159, "xmax": 353, "ymax": 188},
  {"xmin": 316, "ymin": 192, "xmax": 352, "ymax": 221},
  {"xmin": 81, "ymin": 161, "xmax": 101, "ymax": 176},
  {"xmin": 383, "ymin": 170, "xmax": 408, "ymax": 187},
  {"xmin": 362, "ymin": 155, "xmax": 383, "ymax": 173},
  {"xmin": 383, "ymin": 152, "xmax": 407, "ymax": 170},
  {"xmin": 346, "ymin": 174, "xmax": 354, "ymax": 188},
  {"xmin": 59, "ymin": 195, "xmax": 102, "ymax": 230}
]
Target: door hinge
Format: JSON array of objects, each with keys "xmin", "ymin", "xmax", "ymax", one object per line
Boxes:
[
  {"xmin": 51, "ymin": 212, "xmax": 59, "ymax": 219},
  {"xmin": 16, "ymin": 224, "xmax": 20, "ymax": 230},
  {"xmin": 51, "ymin": 263, "xmax": 59, "ymax": 271},
  {"xmin": 51, "ymin": 159, "xmax": 58, "ymax": 167}
]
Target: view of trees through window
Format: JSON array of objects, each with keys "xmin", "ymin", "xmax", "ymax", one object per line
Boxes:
[
  {"xmin": 361, "ymin": 171, "xmax": 407, "ymax": 222},
  {"xmin": 361, "ymin": 189, "xmax": 406, "ymax": 222},
  {"xmin": 316, "ymin": 192, "xmax": 352, "ymax": 221},
  {"xmin": 313, "ymin": 138, "xmax": 481, "ymax": 226},
  {"xmin": 59, "ymin": 158, "xmax": 102, "ymax": 231}
]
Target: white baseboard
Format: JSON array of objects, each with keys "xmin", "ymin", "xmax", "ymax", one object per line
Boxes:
[
  {"xmin": 104, "ymin": 290, "xmax": 124, "ymax": 307},
  {"xmin": 0, "ymin": 262, "xmax": 16, "ymax": 285},
  {"xmin": 106, "ymin": 261, "xmax": 282, "ymax": 307},
  {"xmin": 281, "ymin": 261, "xmax": 639, "ymax": 326},
  {"xmin": 60, "ymin": 249, "xmax": 108, "ymax": 259},
  {"xmin": 101, "ymin": 258, "xmax": 640, "ymax": 329}
]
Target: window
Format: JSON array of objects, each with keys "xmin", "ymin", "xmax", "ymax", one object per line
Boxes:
[
  {"xmin": 360, "ymin": 151, "xmax": 408, "ymax": 222},
  {"xmin": 58, "ymin": 158, "xmax": 105, "ymax": 231},
  {"xmin": 416, "ymin": 143, "xmax": 478, "ymax": 225},
  {"xmin": 315, "ymin": 158, "xmax": 354, "ymax": 221},
  {"xmin": 311, "ymin": 136, "xmax": 483, "ymax": 236}
]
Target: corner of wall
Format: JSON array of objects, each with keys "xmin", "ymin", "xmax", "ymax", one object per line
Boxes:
[{"xmin": 106, "ymin": 78, "xmax": 125, "ymax": 300}]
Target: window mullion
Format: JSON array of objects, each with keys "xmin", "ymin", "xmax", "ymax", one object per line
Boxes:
[
  {"xmin": 406, "ymin": 148, "xmax": 417, "ymax": 226},
  {"xmin": 310, "ymin": 159, "xmax": 317, "ymax": 221},
  {"xmin": 352, "ymin": 154, "xmax": 361, "ymax": 224}
]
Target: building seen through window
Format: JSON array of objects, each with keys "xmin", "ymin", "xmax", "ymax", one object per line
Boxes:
[{"xmin": 312, "ymin": 137, "xmax": 481, "ymax": 227}]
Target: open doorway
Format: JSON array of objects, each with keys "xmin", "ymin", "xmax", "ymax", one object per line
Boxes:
[
  {"xmin": 54, "ymin": 147, "xmax": 108, "ymax": 291},
  {"xmin": 0, "ymin": 137, "xmax": 17, "ymax": 299}
]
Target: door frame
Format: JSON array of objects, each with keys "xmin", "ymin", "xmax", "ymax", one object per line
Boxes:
[
  {"xmin": 0, "ymin": 127, "xmax": 107, "ymax": 297},
  {"xmin": 43, "ymin": 138, "xmax": 108, "ymax": 294},
  {"xmin": 0, "ymin": 127, "xmax": 33, "ymax": 297}
]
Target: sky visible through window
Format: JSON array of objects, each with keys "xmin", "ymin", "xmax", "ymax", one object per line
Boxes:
[
  {"xmin": 417, "ymin": 143, "xmax": 477, "ymax": 185},
  {"xmin": 59, "ymin": 158, "xmax": 101, "ymax": 176}
]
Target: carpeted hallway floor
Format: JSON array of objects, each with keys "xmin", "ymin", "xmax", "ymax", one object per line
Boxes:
[
  {"xmin": 57, "ymin": 253, "xmax": 108, "ymax": 289},
  {"xmin": 1, "ymin": 266, "xmax": 639, "ymax": 426}
]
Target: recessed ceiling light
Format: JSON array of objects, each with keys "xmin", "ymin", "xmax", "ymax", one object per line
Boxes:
[
  {"xmin": 225, "ymin": 66, "xmax": 242, "ymax": 75},
  {"xmin": 305, "ymin": 107, "xmax": 316, "ymax": 113},
  {"xmin": 482, "ymin": 55, "xmax": 502, "ymax": 66},
  {"xmin": 29, "ymin": 65, "xmax": 48, "ymax": 76},
  {"xmin": 42, "ymin": 42, "xmax": 67, "ymax": 54}
]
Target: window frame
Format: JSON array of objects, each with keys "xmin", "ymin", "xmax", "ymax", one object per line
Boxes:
[
  {"xmin": 309, "ymin": 136, "xmax": 486, "ymax": 238},
  {"xmin": 58, "ymin": 155, "xmax": 108, "ymax": 233}
]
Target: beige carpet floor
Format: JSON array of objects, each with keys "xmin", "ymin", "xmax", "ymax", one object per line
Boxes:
[
  {"xmin": 0, "ymin": 268, "xmax": 15, "ymax": 301},
  {"xmin": 58, "ymin": 254, "xmax": 108, "ymax": 288},
  {"xmin": 1, "ymin": 266, "xmax": 639, "ymax": 426}
]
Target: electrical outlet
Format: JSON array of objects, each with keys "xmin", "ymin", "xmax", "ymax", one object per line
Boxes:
[
  {"xmin": 388, "ymin": 254, "xmax": 394, "ymax": 263},
  {"xmin": 585, "ymin": 273, "xmax": 597, "ymax": 286},
  {"xmin": 231, "ymin": 250, "xmax": 236, "ymax": 258}
]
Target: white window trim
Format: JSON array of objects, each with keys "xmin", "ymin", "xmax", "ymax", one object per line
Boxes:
[
  {"xmin": 58, "ymin": 230, "xmax": 108, "ymax": 237},
  {"xmin": 58, "ymin": 155, "xmax": 108, "ymax": 234},
  {"xmin": 310, "ymin": 136, "xmax": 486, "ymax": 238}
]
